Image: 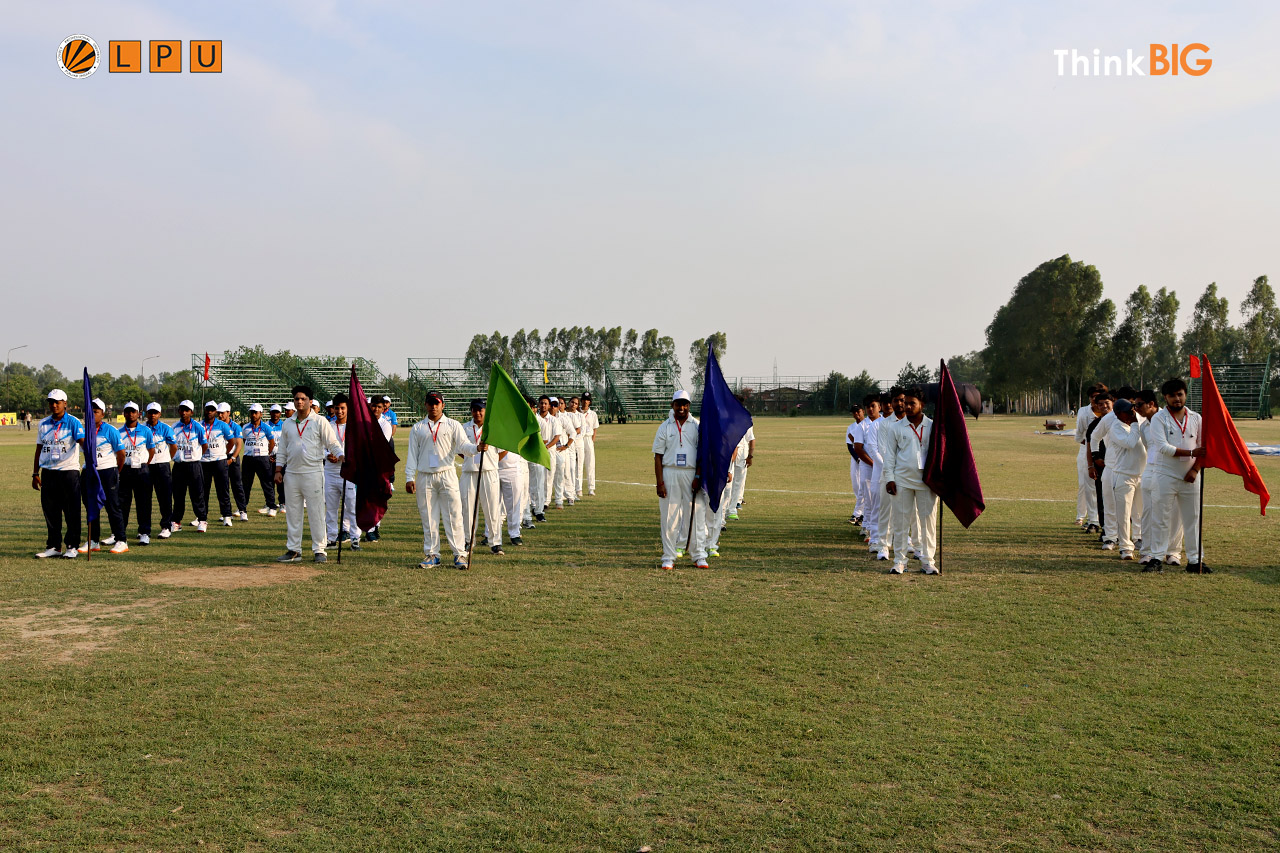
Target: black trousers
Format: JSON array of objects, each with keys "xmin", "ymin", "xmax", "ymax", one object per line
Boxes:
[
  {"xmin": 172, "ymin": 461, "xmax": 207, "ymax": 523},
  {"xmin": 40, "ymin": 468, "xmax": 81, "ymax": 550},
  {"xmin": 201, "ymin": 459, "xmax": 233, "ymax": 519},
  {"xmin": 228, "ymin": 457, "xmax": 248, "ymax": 513},
  {"xmin": 151, "ymin": 462, "xmax": 174, "ymax": 529},
  {"xmin": 242, "ymin": 455, "xmax": 277, "ymax": 509},
  {"xmin": 86, "ymin": 466, "xmax": 126, "ymax": 544},
  {"xmin": 120, "ymin": 464, "xmax": 153, "ymax": 535}
]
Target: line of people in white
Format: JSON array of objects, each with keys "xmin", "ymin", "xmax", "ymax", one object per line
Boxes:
[
  {"xmin": 845, "ymin": 386, "xmax": 940, "ymax": 574},
  {"xmin": 1074, "ymin": 378, "xmax": 1207, "ymax": 572}
]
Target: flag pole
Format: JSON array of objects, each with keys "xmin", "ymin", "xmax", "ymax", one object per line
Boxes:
[
  {"xmin": 936, "ymin": 502, "xmax": 942, "ymax": 573},
  {"xmin": 466, "ymin": 447, "xmax": 485, "ymax": 568},
  {"xmin": 337, "ymin": 480, "xmax": 346, "ymax": 565},
  {"xmin": 1198, "ymin": 470, "xmax": 1205, "ymax": 574}
]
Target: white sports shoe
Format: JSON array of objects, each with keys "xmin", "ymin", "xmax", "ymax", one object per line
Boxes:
[
  {"xmin": 197, "ymin": 521, "xmax": 208, "ymax": 533},
  {"xmin": 138, "ymin": 534, "xmax": 150, "ymax": 545},
  {"xmin": 922, "ymin": 566, "xmax": 940, "ymax": 575},
  {"xmin": 109, "ymin": 541, "xmax": 129, "ymax": 554},
  {"xmin": 889, "ymin": 565, "xmax": 906, "ymax": 574},
  {"xmin": 239, "ymin": 511, "xmax": 249, "ymax": 521},
  {"xmin": 1101, "ymin": 541, "xmax": 1116, "ymax": 551},
  {"xmin": 170, "ymin": 522, "xmax": 181, "ymax": 532},
  {"xmin": 280, "ymin": 506, "xmax": 286, "ymax": 513},
  {"xmin": 61, "ymin": 548, "xmax": 79, "ymax": 559},
  {"xmin": 268, "ymin": 509, "xmax": 278, "ymax": 517},
  {"xmin": 223, "ymin": 517, "xmax": 233, "ymax": 527},
  {"xmin": 35, "ymin": 547, "xmax": 61, "ymax": 559},
  {"xmin": 101, "ymin": 535, "xmax": 117, "ymax": 546},
  {"xmin": 1120, "ymin": 550, "xmax": 1134, "ymax": 561},
  {"xmin": 158, "ymin": 528, "xmax": 171, "ymax": 539},
  {"xmin": 258, "ymin": 507, "xmax": 272, "ymax": 515}
]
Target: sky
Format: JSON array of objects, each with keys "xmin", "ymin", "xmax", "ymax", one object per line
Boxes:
[{"xmin": 3, "ymin": 0, "xmax": 1279, "ymax": 384}]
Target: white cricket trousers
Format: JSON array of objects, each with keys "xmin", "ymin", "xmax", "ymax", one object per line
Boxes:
[
  {"xmin": 582, "ymin": 436, "xmax": 596, "ymax": 494},
  {"xmin": 576, "ymin": 437, "xmax": 588, "ymax": 496},
  {"xmin": 1109, "ymin": 472, "xmax": 1142, "ymax": 553},
  {"xmin": 701, "ymin": 484, "xmax": 732, "ymax": 551},
  {"xmin": 659, "ymin": 467, "xmax": 707, "ymax": 563},
  {"xmin": 547, "ymin": 451, "xmax": 563, "ymax": 506},
  {"xmin": 850, "ymin": 455, "xmax": 860, "ymax": 504},
  {"xmin": 857, "ymin": 460, "xmax": 872, "ymax": 519},
  {"xmin": 730, "ymin": 460, "xmax": 749, "ymax": 512},
  {"xmin": 1139, "ymin": 474, "xmax": 1181, "ymax": 561},
  {"xmin": 530, "ymin": 463, "xmax": 549, "ymax": 515},
  {"xmin": 554, "ymin": 447, "xmax": 575, "ymax": 504},
  {"xmin": 285, "ymin": 470, "xmax": 327, "ymax": 554},
  {"xmin": 865, "ymin": 461, "xmax": 884, "ymax": 547},
  {"xmin": 1101, "ymin": 467, "xmax": 1118, "ymax": 541},
  {"xmin": 324, "ymin": 472, "xmax": 359, "ymax": 543},
  {"xmin": 1077, "ymin": 446, "xmax": 1098, "ymax": 524},
  {"xmin": 414, "ymin": 469, "xmax": 465, "ymax": 558},
  {"xmin": 892, "ymin": 485, "xmax": 937, "ymax": 570},
  {"xmin": 1150, "ymin": 475, "xmax": 1201, "ymax": 564},
  {"xmin": 461, "ymin": 469, "xmax": 503, "ymax": 546},
  {"xmin": 499, "ymin": 467, "xmax": 525, "ymax": 540}
]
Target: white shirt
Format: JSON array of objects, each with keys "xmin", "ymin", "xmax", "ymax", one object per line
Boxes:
[
  {"xmin": 735, "ymin": 425, "xmax": 755, "ymax": 467},
  {"xmin": 652, "ymin": 415, "xmax": 699, "ymax": 469},
  {"xmin": 378, "ymin": 414, "xmax": 394, "ymax": 441},
  {"xmin": 1147, "ymin": 407, "xmax": 1202, "ymax": 481},
  {"xmin": 460, "ymin": 420, "xmax": 502, "ymax": 472},
  {"xmin": 275, "ymin": 413, "xmax": 344, "ymax": 475},
  {"xmin": 883, "ymin": 415, "xmax": 933, "ymax": 490},
  {"xmin": 404, "ymin": 415, "xmax": 474, "ymax": 480},
  {"xmin": 846, "ymin": 420, "xmax": 861, "ymax": 447},
  {"xmin": 567, "ymin": 410, "xmax": 585, "ymax": 440},
  {"xmin": 1106, "ymin": 417, "xmax": 1147, "ymax": 478},
  {"xmin": 857, "ymin": 415, "xmax": 882, "ymax": 463},
  {"xmin": 1074, "ymin": 405, "xmax": 1096, "ymax": 449},
  {"xmin": 1091, "ymin": 411, "xmax": 1116, "ymax": 459},
  {"xmin": 555, "ymin": 412, "xmax": 575, "ymax": 449},
  {"xmin": 877, "ymin": 414, "xmax": 903, "ymax": 481},
  {"xmin": 324, "ymin": 422, "xmax": 349, "ymax": 476},
  {"xmin": 582, "ymin": 408, "xmax": 600, "ymax": 438}
]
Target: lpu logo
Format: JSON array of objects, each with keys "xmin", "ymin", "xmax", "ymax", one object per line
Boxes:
[
  {"xmin": 1053, "ymin": 43, "xmax": 1211, "ymax": 76},
  {"xmin": 57, "ymin": 34, "xmax": 221, "ymax": 78}
]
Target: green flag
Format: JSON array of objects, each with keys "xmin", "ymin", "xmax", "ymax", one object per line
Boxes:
[{"xmin": 481, "ymin": 363, "xmax": 551, "ymax": 468}]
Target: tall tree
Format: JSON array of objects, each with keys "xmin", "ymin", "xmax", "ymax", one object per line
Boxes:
[
  {"xmin": 1181, "ymin": 282, "xmax": 1234, "ymax": 362},
  {"xmin": 1107, "ymin": 284, "xmax": 1152, "ymax": 386},
  {"xmin": 895, "ymin": 362, "xmax": 933, "ymax": 388},
  {"xmin": 943, "ymin": 351, "xmax": 987, "ymax": 387},
  {"xmin": 1240, "ymin": 275, "xmax": 1279, "ymax": 363},
  {"xmin": 688, "ymin": 332, "xmax": 728, "ymax": 388},
  {"xmin": 1145, "ymin": 287, "xmax": 1181, "ymax": 384}
]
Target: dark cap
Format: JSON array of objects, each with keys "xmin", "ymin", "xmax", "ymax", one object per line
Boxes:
[
  {"xmin": 469, "ymin": 398, "xmax": 485, "ymax": 410},
  {"xmin": 1113, "ymin": 398, "xmax": 1134, "ymax": 414},
  {"xmin": 425, "ymin": 391, "xmax": 444, "ymax": 405},
  {"xmin": 582, "ymin": 393, "xmax": 592, "ymax": 400}
]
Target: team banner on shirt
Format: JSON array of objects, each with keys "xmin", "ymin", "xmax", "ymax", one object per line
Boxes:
[
  {"xmin": 482, "ymin": 363, "xmax": 551, "ymax": 468},
  {"xmin": 1198, "ymin": 354, "xmax": 1269, "ymax": 515},
  {"xmin": 81, "ymin": 368, "xmax": 106, "ymax": 523},
  {"xmin": 340, "ymin": 366, "xmax": 399, "ymax": 531},
  {"xmin": 697, "ymin": 343, "xmax": 753, "ymax": 513}
]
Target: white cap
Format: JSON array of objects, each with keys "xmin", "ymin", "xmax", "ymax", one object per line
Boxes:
[
  {"xmin": 205, "ymin": 401, "xmax": 218, "ymax": 410},
  {"xmin": 269, "ymin": 404, "xmax": 282, "ymax": 412},
  {"xmin": 47, "ymin": 389, "xmax": 68, "ymax": 402},
  {"xmin": 178, "ymin": 399, "xmax": 195, "ymax": 410},
  {"xmin": 91, "ymin": 397, "xmax": 106, "ymax": 411},
  {"xmin": 325, "ymin": 400, "xmax": 334, "ymax": 407},
  {"xmin": 249, "ymin": 403, "xmax": 263, "ymax": 413},
  {"xmin": 284, "ymin": 402, "xmax": 296, "ymax": 411},
  {"xmin": 672, "ymin": 390, "xmax": 691, "ymax": 402},
  {"xmin": 382, "ymin": 395, "xmax": 392, "ymax": 403},
  {"xmin": 146, "ymin": 402, "xmax": 162, "ymax": 413},
  {"xmin": 366, "ymin": 396, "xmax": 372, "ymax": 403},
  {"xmin": 217, "ymin": 402, "xmax": 231, "ymax": 413},
  {"xmin": 549, "ymin": 396, "xmax": 559, "ymax": 404},
  {"xmin": 123, "ymin": 401, "xmax": 139, "ymax": 411}
]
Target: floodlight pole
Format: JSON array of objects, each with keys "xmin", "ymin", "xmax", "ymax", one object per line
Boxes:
[
  {"xmin": 6, "ymin": 344, "xmax": 28, "ymax": 368},
  {"xmin": 141, "ymin": 355, "xmax": 160, "ymax": 384}
]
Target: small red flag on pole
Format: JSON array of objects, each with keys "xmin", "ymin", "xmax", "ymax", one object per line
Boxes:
[
  {"xmin": 203, "ymin": 352, "xmax": 211, "ymax": 382},
  {"xmin": 1189, "ymin": 354, "xmax": 1201, "ymax": 379}
]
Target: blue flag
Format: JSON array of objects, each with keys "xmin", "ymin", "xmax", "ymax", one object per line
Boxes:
[
  {"xmin": 696, "ymin": 343, "xmax": 753, "ymax": 513},
  {"xmin": 82, "ymin": 368, "xmax": 105, "ymax": 523}
]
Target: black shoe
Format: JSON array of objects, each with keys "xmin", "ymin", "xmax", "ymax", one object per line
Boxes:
[
  {"xmin": 276, "ymin": 550, "xmax": 302, "ymax": 563},
  {"xmin": 1186, "ymin": 563, "xmax": 1213, "ymax": 574},
  {"xmin": 535, "ymin": 513, "xmax": 546, "ymax": 522},
  {"xmin": 511, "ymin": 537, "xmax": 523, "ymax": 546},
  {"xmin": 338, "ymin": 531, "xmax": 351, "ymax": 543},
  {"xmin": 314, "ymin": 552, "xmax": 327, "ymax": 563},
  {"xmin": 326, "ymin": 540, "xmax": 338, "ymax": 548},
  {"xmin": 491, "ymin": 545, "xmax": 504, "ymax": 555},
  {"xmin": 480, "ymin": 536, "xmax": 489, "ymax": 547},
  {"xmin": 1085, "ymin": 524, "xmax": 1099, "ymax": 534},
  {"xmin": 366, "ymin": 528, "xmax": 380, "ymax": 542},
  {"xmin": 1141, "ymin": 559, "xmax": 1159, "ymax": 572},
  {"xmin": 350, "ymin": 540, "xmax": 361, "ymax": 551}
]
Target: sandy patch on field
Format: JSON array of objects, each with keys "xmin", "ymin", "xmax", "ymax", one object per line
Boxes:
[
  {"xmin": 143, "ymin": 564, "xmax": 322, "ymax": 590},
  {"xmin": 0, "ymin": 598, "xmax": 164, "ymax": 663}
]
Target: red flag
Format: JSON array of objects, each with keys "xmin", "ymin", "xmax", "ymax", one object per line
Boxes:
[
  {"xmin": 1189, "ymin": 354, "xmax": 1201, "ymax": 379},
  {"xmin": 203, "ymin": 352, "xmax": 211, "ymax": 382},
  {"xmin": 1199, "ymin": 355, "xmax": 1269, "ymax": 515},
  {"xmin": 923, "ymin": 360, "xmax": 986, "ymax": 527},
  {"xmin": 340, "ymin": 366, "xmax": 400, "ymax": 530}
]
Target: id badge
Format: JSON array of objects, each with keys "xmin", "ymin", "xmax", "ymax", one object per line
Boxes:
[
  {"xmin": 427, "ymin": 450, "xmax": 441, "ymax": 468},
  {"xmin": 676, "ymin": 452, "xmax": 687, "ymax": 467},
  {"xmin": 49, "ymin": 445, "xmax": 61, "ymax": 462},
  {"xmin": 130, "ymin": 452, "xmax": 141, "ymax": 468},
  {"xmin": 917, "ymin": 448, "xmax": 925, "ymax": 469}
]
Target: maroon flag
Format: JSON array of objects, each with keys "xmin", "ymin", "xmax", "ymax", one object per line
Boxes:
[
  {"xmin": 923, "ymin": 359, "xmax": 986, "ymax": 527},
  {"xmin": 340, "ymin": 366, "xmax": 399, "ymax": 530}
]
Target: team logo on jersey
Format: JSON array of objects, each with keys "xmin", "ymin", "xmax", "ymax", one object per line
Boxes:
[{"xmin": 58, "ymin": 34, "xmax": 100, "ymax": 78}]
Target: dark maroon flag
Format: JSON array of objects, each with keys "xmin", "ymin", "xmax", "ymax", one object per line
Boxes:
[
  {"xmin": 923, "ymin": 359, "xmax": 985, "ymax": 527},
  {"xmin": 340, "ymin": 366, "xmax": 399, "ymax": 531}
]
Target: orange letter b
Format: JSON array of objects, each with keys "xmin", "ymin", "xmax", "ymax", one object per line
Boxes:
[{"xmin": 1150, "ymin": 44, "xmax": 1170, "ymax": 75}]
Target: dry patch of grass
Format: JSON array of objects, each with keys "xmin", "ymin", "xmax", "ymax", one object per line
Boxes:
[
  {"xmin": 142, "ymin": 564, "xmax": 323, "ymax": 590},
  {"xmin": 0, "ymin": 598, "xmax": 163, "ymax": 663}
]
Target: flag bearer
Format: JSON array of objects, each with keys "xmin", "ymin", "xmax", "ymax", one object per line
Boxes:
[
  {"xmin": 460, "ymin": 399, "xmax": 505, "ymax": 555},
  {"xmin": 32, "ymin": 389, "xmax": 85, "ymax": 559},
  {"xmin": 653, "ymin": 390, "xmax": 708, "ymax": 570},
  {"xmin": 145, "ymin": 403, "xmax": 177, "ymax": 539},
  {"xmin": 170, "ymin": 401, "xmax": 209, "ymax": 533},
  {"xmin": 274, "ymin": 385, "xmax": 345, "ymax": 564},
  {"xmin": 1105, "ymin": 398, "xmax": 1147, "ymax": 562},
  {"xmin": 118, "ymin": 402, "xmax": 156, "ymax": 546},
  {"xmin": 1146, "ymin": 378, "xmax": 1207, "ymax": 572},
  {"xmin": 323, "ymin": 394, "xmax": 360, "ymax": 550},
  {"xmin": 241, "ymin": 404, "xmax": 279, "ymax": 516},
  {"xmin": 883, "ymin": 386, "xmax": 939, "ymax": 575},
  {"xmin": 405, "ymin": 390, "xmax": 475, "ymax": 569},
  {"xmin": 200, "ymin": 403, "xmax": 237, "ymax": 527},
  {"xmin": 846, "ymin": 403, "xmax": 865, "ymax": 524},
  {"xmin": 82, "ymin": 398, "xmax": 129, "ymax": 554},
  {"xmin": 580, "ymin": 393, "xmax": 600, "ymax": 497},
  {"xmin": 219, "ymin": 402, "xmax": 249, "ymax": 521}
]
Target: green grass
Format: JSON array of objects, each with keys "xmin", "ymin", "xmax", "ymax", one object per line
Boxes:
[{"xmin": 0, "ymin": 416, "xmax": 1277, "ymax": 851}]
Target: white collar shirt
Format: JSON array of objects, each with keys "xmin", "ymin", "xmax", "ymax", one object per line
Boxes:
[{"xmin": 275, "ymin": 413, "xmax": 343, "ymax": 475}]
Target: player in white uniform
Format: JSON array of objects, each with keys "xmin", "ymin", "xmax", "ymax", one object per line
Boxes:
[
  {"xmin": 852, "ymin": 395, "xmax": 884, "ymax": 556},
  {"xmin": 882, "ymin": 386, "xmax": 939, "ymax": 575},
  {"xmin": 550, "ymin": 398, "xmax": 575, "ymax": 508},
  {"xmin": 404, "ymin": 391, "xmax": 476, "ymax": 569},
  {"xmin": 498, "ymin": 432, "xmax": 529, "ymax": 546},
  {"xmin": 845, "ymin": 403, "xmax": 865, "ymax": 524},
  {"xmin": 566, "ymin": 396, "xmax": 586, "ymax": 500},
  {"xmin": 1103, "ymin": 398, "xmax": 1147, "ymax": 561},
  {"xmin": 653, "ymin": 390, "xmax": 708, "ymax": 569},
  {"xmin": 274, "ymin": 386, "xmax": 345, "ymax": 563},
  {"xmin": 1146, "ymin": 378, "xmax": 1207, "ymax": 572},
  {"xmin": 323, "ymin": 394, "xmax": 360, "ymax": 551},
  {"xmin": 703, "ymin": 437, "xmax": 742, "ymax": 557},
  {"xmin": 459, "ymin": 399, "xmax": 506, "ymax": 555},
  {"xmin": 877, "ymin": 390, "xmax": 909, "ymax": 558},
  {"xmin": 1134, "ymin": 390, "xmax": 1172, "ymax": 566},
  {"xmin": 530, "ymin": 396, "xmax": 557, "ymax": 521},
  {"xmin": 1073, "ymin": 383, "xmax": 1106, "ymax": 529},
  {"xmin": 727, "ymin": 421, "xmax": 754, "ymax": 521},
  {"xmin": 579, "ymin": 393, "xmax": 600, "ymax": 496}
]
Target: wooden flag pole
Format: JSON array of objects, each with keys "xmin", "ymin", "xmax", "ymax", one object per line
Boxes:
[
  {"xmin": 1198, "ymin": 470, "xmax": 1205, "ymax": 574},
  {"xmin": 337, "ymin": 480, "xmax": 346, "ymax": 565},
  {"xmin": 936, "ymin": 501, "xmax": 942, "ymax": 574},
  {"xmin": 465, "ymin": 448, "xmax": 485, "ymax": 569}
]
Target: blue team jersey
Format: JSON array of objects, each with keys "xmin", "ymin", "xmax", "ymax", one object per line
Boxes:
[
  {"xmin": 386, "ymin": 409, "xmax": 399, "ymax": 425},
  {"xmin": 37, "ymin": 413, "xmax": 86, "ymax": 471},
  {"xmin": 148, "ymin": 421, "xmax": 177, "ymax": 464},
  {"xmin": 265, "ymin": 418, "xmax": 284, "ymax": 438},
  {"xmin": 240, "ymin": 421, "xmax": 274, "ymax": 456},
  {"xmin": 119, "ymin": 423, "xmax": 155, "ymax": 469},
  {"xmin": 224, "ymin": 420, "xmax": 242, "ymax": 438},
  {"xmin": 171, "ymin": 420, "xmax": 207, "ymax": 463},
  {"xmin": 201, "ymin": 419, "xmax": 235, "ymax": 461},
  {"xmin": 90, "ymin": 422, "xmax": 126, "ymax": 470}
]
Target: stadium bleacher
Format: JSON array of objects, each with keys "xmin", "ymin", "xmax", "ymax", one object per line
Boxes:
[
  {"xmin": 193, "ymin": 352, "xmax": 294, "ymax": 416},
  {"xmin": 512, "ymin": 364, "xmax": 592, "ymax": 409},
  {"xmin": 604, "ymin": 360, "xmax": 679, "ymax": 421},
  {"xmin": 408, "ymin": 358, "xmax": 491, "ymax": 421},
  {"xmin": 1189, "ymin": 356, "xmax": 1274, "ymax": 419}
]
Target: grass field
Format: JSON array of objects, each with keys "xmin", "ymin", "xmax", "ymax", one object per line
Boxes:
[{"xmin": 1, "ymin": 415, "xmax": 1277, "ymax": 851}]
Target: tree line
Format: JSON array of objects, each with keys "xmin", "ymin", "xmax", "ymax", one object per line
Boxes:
[{"xmin": 0, "ymin": 362, "xmax": 196, "ymax": 415}]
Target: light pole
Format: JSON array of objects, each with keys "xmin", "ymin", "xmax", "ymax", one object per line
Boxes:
[
  {"xmin": 6, "ymin": 344, "xmax": 28, "ymax": 369},
  {"xmin": 141, "ymin": 355, "xmax": 161, "ymax": 386}
]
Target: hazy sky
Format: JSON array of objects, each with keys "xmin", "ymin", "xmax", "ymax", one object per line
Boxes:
[{"xmin": 4, "ymin": 1, "xmax": 1278, "ymax": 383}]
